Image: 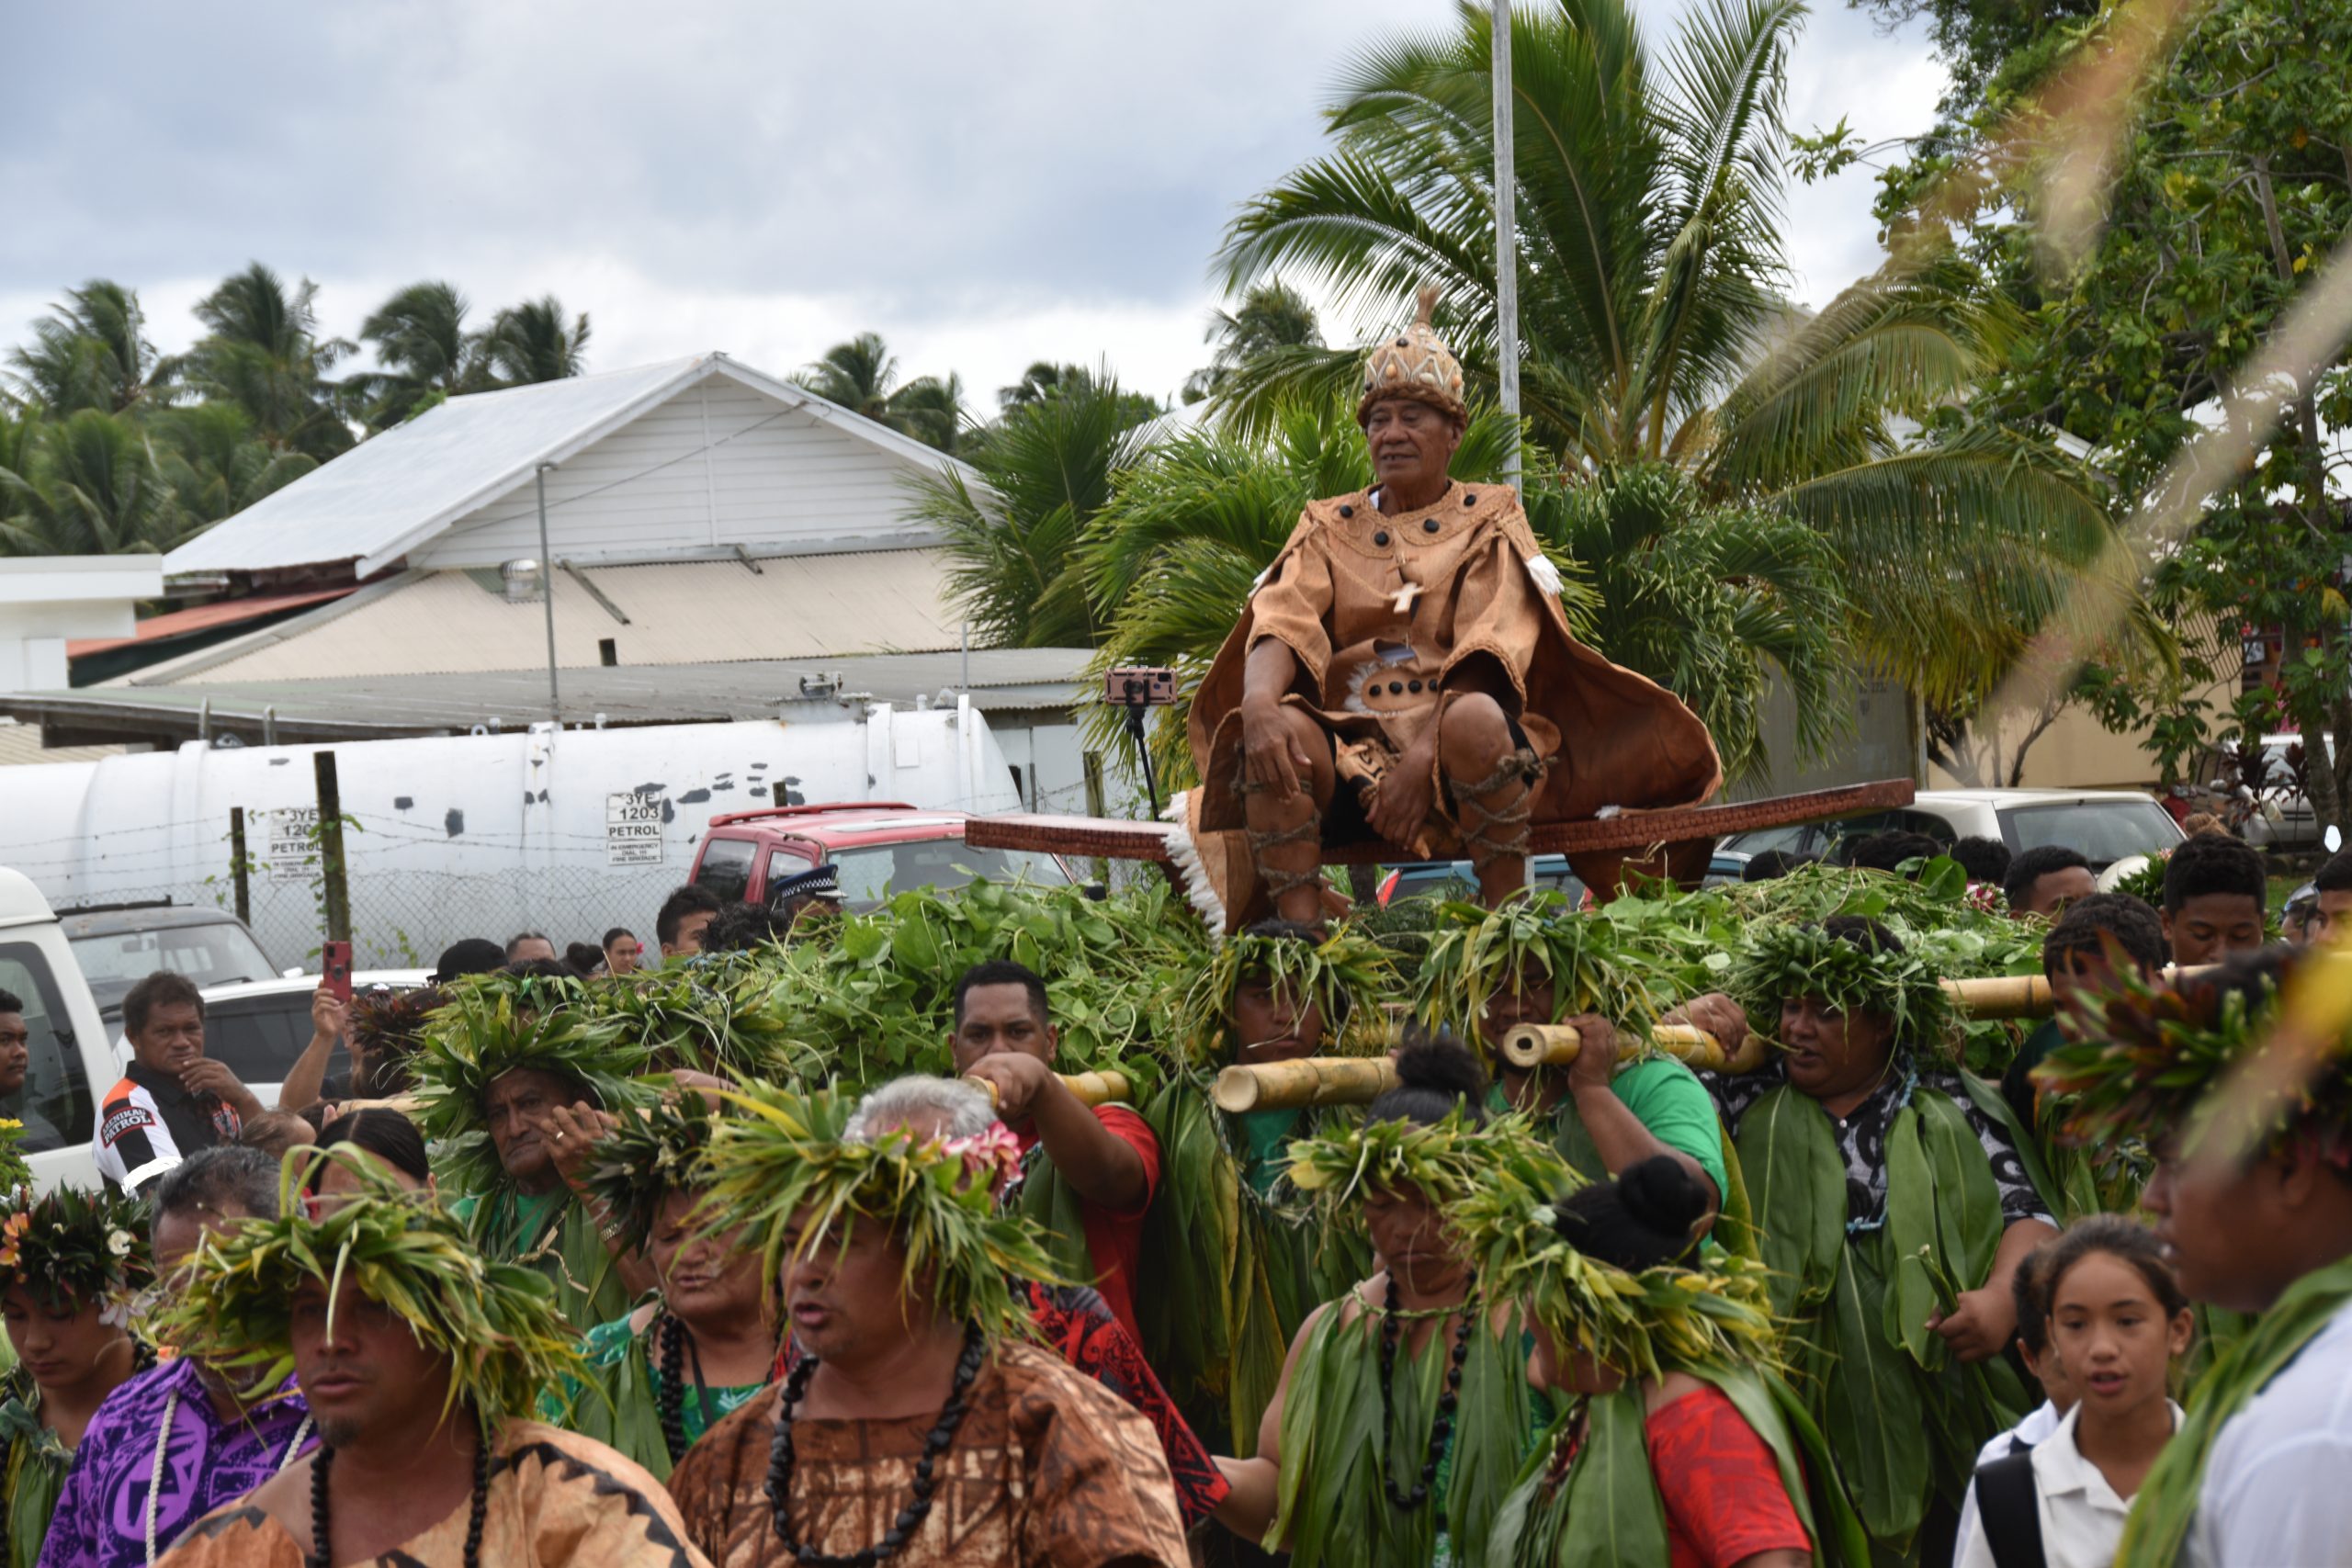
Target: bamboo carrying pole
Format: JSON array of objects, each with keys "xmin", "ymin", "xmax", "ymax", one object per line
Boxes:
[
  {"xmin": 1498, "ymin": 1021, "xmax": 1772, "ymax": 1075},
  {"xmin": 1214, "ymin": 1056, "xmax": 1397, "ymax": 1114},
  {"xmin": 1941, "ymin": 974, "xmax": 2055, "ymax": 1020},
  {"xmin": 961, "ymin": 1070, "xmax": 1134, "ymax": 1111}
]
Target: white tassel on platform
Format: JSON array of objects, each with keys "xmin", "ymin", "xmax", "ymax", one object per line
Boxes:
[
  {"xmin": 1160, "ymin": 789, "xmax": 1228, "ymax": 940},
  {"xmin": 1523, "ymin": 553, "xmax": 1565, "ymax": 598}
]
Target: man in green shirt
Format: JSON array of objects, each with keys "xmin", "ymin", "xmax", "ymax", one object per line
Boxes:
[
  {"xmin": 1419, "ymin": 894, "xmax": 1725, "ymax": 1213},
  {"xmin": 1479, "ymin": 963, "xmax": 1726, "ymax": 1206}
]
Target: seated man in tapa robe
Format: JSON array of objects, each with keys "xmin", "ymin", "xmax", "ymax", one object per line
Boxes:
[{"xmin": 1178, "ymin": 288, "xmax": 1722, "ymax": 931}]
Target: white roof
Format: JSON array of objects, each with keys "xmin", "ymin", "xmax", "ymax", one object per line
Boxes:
[
  {"xmin": 162, "ymin": 354, "xmax": 975, "ymax": 581},
  {"xmin": 1917, "ymin": 787, "xmax": 2160, "ymax": 806}
]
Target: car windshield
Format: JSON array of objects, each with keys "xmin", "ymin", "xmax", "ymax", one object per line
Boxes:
[
  {"xmin": 2002, "ymin": 800, "xmax": 2182, "ymax": 868},
  {"xmin": 204, "ymin": 993, "xmax": 348, "ymax": 1092},
  {"xmin": 827, "ymin": 842, "xmax": 1070, "ymax": 906},
  {"xmin": 71, "ymin": 921, "xmax": 275, "ymax": 992}
]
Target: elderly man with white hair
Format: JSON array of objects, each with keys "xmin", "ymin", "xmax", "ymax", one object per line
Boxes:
[{"xmin": 843, "ymin": 1077, "xmax": 1229, "ymax": 1529}]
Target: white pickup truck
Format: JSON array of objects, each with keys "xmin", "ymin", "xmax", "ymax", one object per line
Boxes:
[{"xmin": 0, "ymin": 867, "xmax": 133, "ymax": 1193}]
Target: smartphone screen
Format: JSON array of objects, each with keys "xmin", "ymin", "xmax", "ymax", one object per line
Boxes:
[{"xmin": 322, "ymin": 941, "xmax": 354, "ymax": 1003}]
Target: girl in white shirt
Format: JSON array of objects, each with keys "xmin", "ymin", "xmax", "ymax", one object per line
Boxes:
[{"xmin": 1956, "ymin": 1215, "xmax": 2190, "ymax": 1568}]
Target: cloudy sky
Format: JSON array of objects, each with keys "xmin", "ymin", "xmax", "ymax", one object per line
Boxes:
[{"xmin": 4, "ymin": 0, "xmax": 1945, "ymax": 416}]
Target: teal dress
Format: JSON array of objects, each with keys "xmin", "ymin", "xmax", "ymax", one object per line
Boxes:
[{"xmin": 554, "ymin": 1307, "xmax": 770, "ymax": 1481}]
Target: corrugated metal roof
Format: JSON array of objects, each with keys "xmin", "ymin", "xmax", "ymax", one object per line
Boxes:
[
  {"xmin": 0, "ymin": 649, "xmax": 1092, "ymax": 743},
  {"xmin": 159, "ymin": 354, "xmax": 978, "ymax": 581},
  {"xmin": 151, "ymin": 550, "xmax": 966, "ymax": 684},
  {"xmin": 0, "ymin": 720, "xmax": 125, "ymax": 767},
  {"xmin": 64, "ymin": 588, "xmax": 353, "ymax": 658}
]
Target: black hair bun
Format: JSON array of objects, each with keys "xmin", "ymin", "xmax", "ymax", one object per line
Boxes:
[
  {"xmin": 1392, "ymin": 1025, "xmax": 1488, "ymax": 1104},
  {"xmin": 1615, "ymin": 1156, "xmax": 1710, "ymax": 1236},
  {"xmin": 1554, "ymin": 1156, "xmax": 1704, "ymax": 1271}
]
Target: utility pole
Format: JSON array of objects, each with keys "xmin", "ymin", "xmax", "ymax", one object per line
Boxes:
[
  {"xmin": 1492, "ymin": 0, "xmax": 1521, "ymax": 491},
  {"xmin": 536, "ymin": 464, "xmax": 560, "ymax": 721},
  {"xmin": 313, "ymin": 752, "xmax": 351, "ymax": 948}
]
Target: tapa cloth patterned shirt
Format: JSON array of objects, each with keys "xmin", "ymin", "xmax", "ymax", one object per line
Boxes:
[
  {"xmin": 40, "ymin": 1358, "xmax": 312, "ymax": 1568},
  {"xmin": 669, "ymin": 1339, "xmax": 1189, "ymax": 1568},
  {"xmin": 156, "ymin": 1421, "xmax": 707, "ymax": 1568}
]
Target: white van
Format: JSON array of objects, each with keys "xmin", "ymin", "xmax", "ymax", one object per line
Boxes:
[{"xmin": 0, "ymin": 867, "xmax": 130, "ymax": 1193}]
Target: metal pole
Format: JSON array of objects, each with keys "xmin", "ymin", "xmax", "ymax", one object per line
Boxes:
[
  {"xmin": 536, "ymin": 464, "xmax": 560, "ymax": 720},
  {"xmin": 228, "ymin": 807, "xmax": 251, "ymax": 925},
  {"xmin": 313, "ymin": 751, "xmax": 351, "ymax": 947},
  {"xmin": 1492, "ymin": 0, "xmax": 1521, "ymax": 491}
]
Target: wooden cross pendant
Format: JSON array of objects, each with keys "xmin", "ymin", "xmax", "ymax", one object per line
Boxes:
[{"xmin": 1391, "ymin": 581, "xmax": 1426, "ymax": 615}]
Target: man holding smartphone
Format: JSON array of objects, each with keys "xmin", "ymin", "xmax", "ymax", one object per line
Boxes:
[{"xmin": 92, "ymin": 971, "xmax": 263, "ymax": 1193}]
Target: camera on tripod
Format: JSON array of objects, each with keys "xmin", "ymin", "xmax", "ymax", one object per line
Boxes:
[
  {"xmin": 1102, "ymin": 667, "xmax": 1180, "ymax": 707},
  {"xmin": 1099, "ymin": 667, "xmax": 1181, "ymax": 818}
]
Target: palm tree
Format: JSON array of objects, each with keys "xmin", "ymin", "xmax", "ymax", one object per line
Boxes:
[
  {"xmin": 172, "ymin": 263, "xmax": 355, "ymax": 461},
  {"xmin": 1182, "ymin": 280, "xmax": 1323, "ymax": 404},
  {"xmin": 912, "ymin": 374, "xmax": 1159, "ymax": 648},
  {"xmin": 150, "ymin": 403, "xmax": 316, "ymax": 527},
  {"xmin": 0, "ymin": 409, "xmax": 184, "ymax": 557},
  {"xmin": 1521, "ymin": 463, "xmax": 1846, "ymax": 779},
  {"xmin": 484, "ymin": 297, "xmax": 592, "ymax": 384},
  {"xmin": 794, "ymin": 333, "xmax": 965, "ymax": 452},
  {"xmin": 355, "ymin": 281, "xmax": 488, "ymax": 429},
  {"xmin": 1211, "ymin": 0, "xmax": 2122, "ymax": 709},
  {"xmin": 4, "ymin": 281, "xmax": 162, "ymax": 415}
]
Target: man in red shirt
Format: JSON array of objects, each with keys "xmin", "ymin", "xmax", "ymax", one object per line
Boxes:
[{"xmin": 951, "ymin": 960, "xmax": 1160, "ymax": 1342}]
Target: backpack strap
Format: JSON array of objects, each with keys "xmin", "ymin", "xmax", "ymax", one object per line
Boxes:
[{"xmin": 1974, "ymin": 1444, "xmax": 2047, "ymax": 1568}]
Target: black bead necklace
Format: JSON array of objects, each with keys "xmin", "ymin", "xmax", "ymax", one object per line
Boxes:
[
  {"xmin": 658, "ymin": 1314, "xmax": 690, "ymax": 1465},
  {"xmin": 764, "ymin": 1323, "xmax": 984, "ymax": 1567},
  {"xmin": 309, "ymin": 1424, "xmax": 491, "ymax": 1568},
  {"xmin": 1376, "ymin": 1277, "xmax": 1474, "ymax": 1512}
]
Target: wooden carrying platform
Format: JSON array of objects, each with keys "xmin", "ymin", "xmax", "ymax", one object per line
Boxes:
[{"xmin": 964, "ymin": 778, "xmax": 1917, "ymax": 865}]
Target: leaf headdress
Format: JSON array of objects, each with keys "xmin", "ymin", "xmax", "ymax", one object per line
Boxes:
[
  {"xmin": 409, "ymin": 969, "xmax": 653, "ymax": 1193},
  {"xmin": 1729, "ymin": 918, "xmax": 1958, "ymax": 1062},
  {"xmin": 346, "ymin": 984, "xmax": 443, "ymax": 1095},
  {"xmin": 698, "ymin": 1082, "xmax": 1065, "ymax": 1341},
  {"xmin": 0, "ymin": 1185, "xmax": 151, "ymax": 1319},
  {"xmin": 158, "ymin": 1149, "xmax": 583, "ymax": 1425},
  {"xmin": 580, "ymin": 1094, "xmax": 718, "ymax": 1255},
  {"xmin": 1413, "ymin": 892, "xmax": 1679, "ymax": 1054},
  {"xmin": 1446, "ymin": 1136, "xmax": 1778, "ymax": 1383},
  {"xmin": 1285, "ymin": 1103, "xmax": 1528, "ymax": 1216},
  {"xmin": 1180, "ymin": 923, "xmax": 1395, "ymax": 1065},
  {"xmin": 2035, "ymin": 949, "xmax": 2352, "ymax": 1166}
]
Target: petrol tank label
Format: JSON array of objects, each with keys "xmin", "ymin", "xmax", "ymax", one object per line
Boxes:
[{"xmin": 606, "ymin": 792, "xmax": 666, "ymax": 866}]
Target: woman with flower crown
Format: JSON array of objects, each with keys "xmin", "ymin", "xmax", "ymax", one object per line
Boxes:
[{"xmin": 0, "ymin": 1187, "xmax": 153, "ymax": 1568}]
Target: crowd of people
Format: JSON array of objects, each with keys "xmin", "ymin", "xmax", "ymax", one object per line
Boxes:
[{"xmin": 0, "ymin": 291, "xmax": 2342, "ymax": 1568}]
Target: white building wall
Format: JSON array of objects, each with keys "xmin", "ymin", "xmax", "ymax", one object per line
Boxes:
[{"xmin": 412, "ymin": 376, "xmax": 939, "ymax": 568}]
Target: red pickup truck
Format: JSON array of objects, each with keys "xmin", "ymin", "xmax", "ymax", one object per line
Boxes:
[{"xmin": 686, "ymin": 803, "xmax": 1077, "ymax": 911}]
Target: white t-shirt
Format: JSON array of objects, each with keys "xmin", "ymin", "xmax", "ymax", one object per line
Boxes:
[
  {"xmin": 2189, "ymin": 1295, "xmax": 2352, "ymax": 1567},
  {"xmin": 1952, "ymin": 1399, "xmax": 2064, "ymax": 1563},
  {"xmin": 1953, "ymin": 1400, "xmax": 2181, "ymax": 1568}
]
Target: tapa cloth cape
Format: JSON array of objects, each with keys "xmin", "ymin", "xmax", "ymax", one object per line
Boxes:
[{"xmin": 1182, "ymin": 479, "xmax": 1721, "ymax": 929}]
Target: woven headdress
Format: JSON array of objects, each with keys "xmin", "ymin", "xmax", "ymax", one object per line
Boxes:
[
  {"xmin": 1180, "ymin": 923, "xmax": 1395, "ymax": 1065},
  {"xmin": 0, "ymin": 1185, "xmax": 151, "ymax": 1319},
  {"xmin": 699, "ymin": 1082, "xmax": 1066, "ymax": 1339},
  {"xmin": 159, "ymin": 1150, "xmax": 583, "ymax": 1423},
  {"xmin": 2035, "ymin": 948, "xmax": 2352, "ymax": 1166},
  {"xmin": 1446, "ymin": 1137, "xmax": 1778, "ymax": 1382},
  {"xmin": 1359, "ymin": 285, "xmax": 1468, "ymax": 425},
  {"xmin": 408, "ymin": 969, "xmax": 653, "ymax": 1193}
]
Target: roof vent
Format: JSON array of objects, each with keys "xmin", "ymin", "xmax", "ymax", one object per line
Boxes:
[{"xmin": 501, "ymin": 558, "xmax": 543, "ymax": 603}]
